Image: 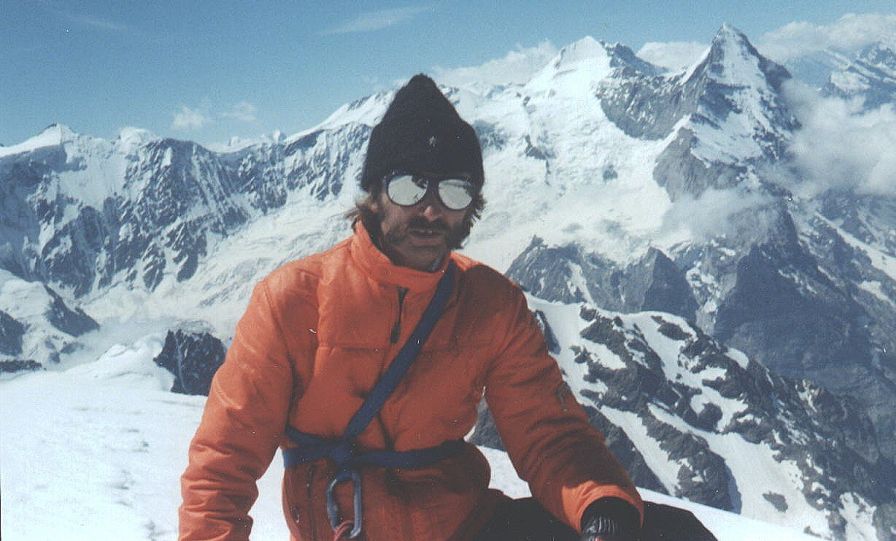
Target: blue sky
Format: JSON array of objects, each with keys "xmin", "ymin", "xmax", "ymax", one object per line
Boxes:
[{"xmin": 2, "ymin": 1, "xmax": 895, "ymax": 147}]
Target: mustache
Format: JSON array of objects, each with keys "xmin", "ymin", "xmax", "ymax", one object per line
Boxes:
[{"xmin": 407, "ymin": 217, "xmax": 451, "ymax": 233}]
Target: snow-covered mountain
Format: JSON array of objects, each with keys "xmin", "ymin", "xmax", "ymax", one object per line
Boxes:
[
  {"xmin": 823, "ymin": 43, "xmax": 896, "ymax": 109},
  {"xmin": 2, "ymin": 24, "xmax": 895, "ymax": 540},
  {"xmin": 472, "ymin": 300, "xmax": 893, "ymax": 538}
]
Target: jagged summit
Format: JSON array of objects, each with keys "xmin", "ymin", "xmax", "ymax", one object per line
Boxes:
[{"xmin": 691, "ymin": 23, "xmax": 789, "ymax": 89}]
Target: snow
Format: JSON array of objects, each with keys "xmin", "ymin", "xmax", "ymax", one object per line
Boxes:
[
  {"xmin": 600, "ymin": 406, "xmax": 681, "ymax": 495},
  {"xmin": 648, "ymin": 404, "xmax": 833, "ymax": 535},
  {"xmin": 725, "ymin": 348, "xmax": 750, "ymax": 370},
  {"xmin": 859, "ymin": 280, "xmax": 894, "ymax": 305},
  {"xmin": 840, "ymin": 493, "xmax": 884, "ymax": 541},
  {"xmin": 0, "ymin": 336, "xmax": 820, "ymax": 540},
  {"xmin": 0, "ymin": 269, "xmax": 80, "ymax": 364},
  {"xmin": 817, "ymin": 213, "xmax": 896, "ymax": 281},
  {"xmin": 0, "ymin": 124, "xmax": 75, "ymax": 158}
]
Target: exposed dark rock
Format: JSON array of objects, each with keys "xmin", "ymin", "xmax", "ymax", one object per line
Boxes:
[
  {"xmin": 507, "ymin": 239, "xmax": 697, "ymax": 321},
  {"xmin": 0, "ymin": 359, "xmax": 43, "ymax": 373},
  {"xmin": 656, "ymin": 319, "xmax": 689, "ymax": 341},
  {"xmin": 44, "ymin": 287, "xmax": 99, "ymax": 337},
  {"xmin": 585, "ymin": 406, "xmax": 666, "ymax": 493},
  {"xmin": 0, "ymin": 310, "xmax": 25, "ymax": 356},
  {"xmin": 533, "ymin": 310, "xmax": 561, "ymax": 354},
  {"xmin": 470, "ymin": 399, "xmax": 504, "ymax": 451},
  {"xmin": 763, "ymin": 492, "xmax": 788, "ymax": 512},
  {"xmin": 153, "ymin": 326, "xmax": 226, "ymax": 396},
  {"xmin": 652, "ymin": 128, "xmax": 746, "ymax": 200}
]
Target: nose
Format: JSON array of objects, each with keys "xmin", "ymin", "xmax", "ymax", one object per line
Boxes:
[{"xmin": 417, "ymin": 187, "xmax": 445, "ymax": 221}]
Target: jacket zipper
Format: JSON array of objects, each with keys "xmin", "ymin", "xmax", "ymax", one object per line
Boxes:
[
  {"xmin": 306, "ymin": 463, "xmax": 318, "ymax": 541},
  {"xmin": 390, "ymin": 287, "xmax": 408, "ymax": 344}
]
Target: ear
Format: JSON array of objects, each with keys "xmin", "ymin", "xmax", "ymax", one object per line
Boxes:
[{"xmin": 370, "ymin": 190, "xmax": 389, "ymax": 213}]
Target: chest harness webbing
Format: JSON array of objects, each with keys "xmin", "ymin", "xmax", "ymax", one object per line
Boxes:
[{"xmin": 282, "ymin": 262, "xmax": 464, "ymax": 539}]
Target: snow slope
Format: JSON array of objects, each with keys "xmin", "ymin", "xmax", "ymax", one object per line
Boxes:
[{"xmin": 1, "ymin": 336, "xmax": 817, "ymax": 540}]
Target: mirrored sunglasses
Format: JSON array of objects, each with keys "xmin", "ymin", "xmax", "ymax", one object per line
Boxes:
[{"xmin": 385, "ymin": 174, "xmax": 476, "ymax": 211}]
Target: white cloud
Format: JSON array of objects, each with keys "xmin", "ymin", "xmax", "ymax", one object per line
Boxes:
[
  {"xmin": 758, "ymin": 13, "xmax": 896, "ymax": 62},
  {"xmin": 322, "ymin": 6, "xmax": 432, "ymax": 35},
  {"xmin": 637, "ymin": 41, "xmax": 708, "ymax": 71},
  {"xmin": 661, "ymin": 188, "xmax": 775, "ymax": 243},
  {"xmin": 433, "ymin": 41, "xmax": 559, "ymax": 87},
  {"xmin": 783, "ymin": 80, "xmax": 896, "ymax": 197},
  {"xmin": 171, "ymin": 106, "xmax": 210, "ymax": 131},
  {"xmin": 221, "ymin": 101, "xmax": 257, "ymax": 123}
]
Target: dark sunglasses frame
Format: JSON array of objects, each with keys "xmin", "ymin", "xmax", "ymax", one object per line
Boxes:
[{"xmin": 383, "ymin": 173, "xmax": 476, "ymax": 211}]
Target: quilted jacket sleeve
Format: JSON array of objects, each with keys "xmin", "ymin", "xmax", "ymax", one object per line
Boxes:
[
  {"xmin": 484, "ymin": 286, "xmax": 643, "ymax": 532},
  {"xmin": 179, "ymin": 279, "xmax": 301, "ymax": 541}
]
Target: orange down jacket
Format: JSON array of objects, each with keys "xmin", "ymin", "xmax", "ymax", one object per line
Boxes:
[{"xmin": 179, "ymin": 222, "xmax": 643, "ymax": 540}]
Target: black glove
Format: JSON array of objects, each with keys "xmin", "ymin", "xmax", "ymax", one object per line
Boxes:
[{"xmin": 579, "ymin": 497, "xmax": 641, "ymax": 541}]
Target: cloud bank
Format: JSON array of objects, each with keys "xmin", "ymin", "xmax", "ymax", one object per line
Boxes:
[
  {"xmin": 758, "ymin": 13, "xmax": 896, "ymax": 62},
  {"xmin": 783, "ymin": 81, "xmax": 896, "ymax": 198},
  {"xmin": 433, "ymin": 41, "xmax": 559, "ymax": 87},
  {"xmin": 661, "ymin": 188, "xmax": 776, "ymax": 243}
]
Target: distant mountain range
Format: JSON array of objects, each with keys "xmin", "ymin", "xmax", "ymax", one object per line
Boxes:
[{"xmin": 1, "ymin": 24, "xmax": 894, "ymax": 540}]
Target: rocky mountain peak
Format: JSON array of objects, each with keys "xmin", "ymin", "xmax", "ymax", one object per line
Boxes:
[
  {"xmin": 859, "ymin": 42, "xmax": 896, "ymax": 72},
  {"xmin": 825, "ymin": 41, "xmax": 896, "ymax": 108},
  {"xmin": 692, "ymin": 23, "xmax": 789, "ymax": 90}
]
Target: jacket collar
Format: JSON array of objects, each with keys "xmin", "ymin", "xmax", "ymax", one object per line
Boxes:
[{"xmin": 350, "ymin": 221, "xmax": 452, "ymax": 292}]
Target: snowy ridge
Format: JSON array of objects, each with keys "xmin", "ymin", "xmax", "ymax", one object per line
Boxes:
[{"xmin": 0, "ymin": 338, "xmax": 818, "ymax": 540}]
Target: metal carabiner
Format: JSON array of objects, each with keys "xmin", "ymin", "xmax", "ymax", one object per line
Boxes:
[{"xmin": 326, "ymin": 469, "xmax": 363, "ymax": 539}]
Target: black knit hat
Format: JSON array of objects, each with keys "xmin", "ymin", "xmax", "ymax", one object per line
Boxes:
[{"xmin": 361, "ymin": 74, "xmax": 484, "ymax": 193}]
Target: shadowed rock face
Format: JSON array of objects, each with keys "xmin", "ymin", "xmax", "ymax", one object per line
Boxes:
[
  {"xmin": 508, "ymin": 238, "xmax": 698, "ymax": 321},
  {"xmin": 0, "ymin": 310, "xmax": 25, "ymax": 356},
  {"xmin": 44, "ymin": 288, "xmax": 99, "ymax": 337},
  {"xmin": 153, "ymin": 328, "xmax": 226, "ymax": 396},
  {"xmin": 0, "ymin": 359, "xmax": 42, "ymax": 373}
]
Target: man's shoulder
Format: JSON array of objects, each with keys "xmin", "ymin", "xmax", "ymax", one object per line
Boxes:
[
  {"xmin": 452, "ymin": 252, "xmax": 522, "ymax": 296},
  {"xmin": 260, "ymin": 238, "xmax": 352, "ymax": 300}
]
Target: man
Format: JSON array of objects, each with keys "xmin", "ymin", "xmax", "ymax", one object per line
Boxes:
[{"xmin": 180, "ymin": 74, "xmax": 644, "ymax": 541}]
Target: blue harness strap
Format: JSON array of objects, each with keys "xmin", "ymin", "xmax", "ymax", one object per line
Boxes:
[{"xmin": 282, "ymin": 262, "xmax": 462, "ymax": 539}]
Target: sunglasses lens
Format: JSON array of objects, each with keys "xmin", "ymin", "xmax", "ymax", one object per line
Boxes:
[
  {"xmin": 438, "ymin": 178, "xmax": 475, "ymax": 210},
  {"xmin": 385, "ymin": 174, "xmax": 475, "ymax": 210},
  {"xmin": 386, "ymin": 174, "xmax": 427, "ymax": 206}
]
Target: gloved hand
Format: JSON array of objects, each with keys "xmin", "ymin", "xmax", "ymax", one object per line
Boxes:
[{"xmin": 579, "ymin": 497, "xmax": 640, "ymax": 541}]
